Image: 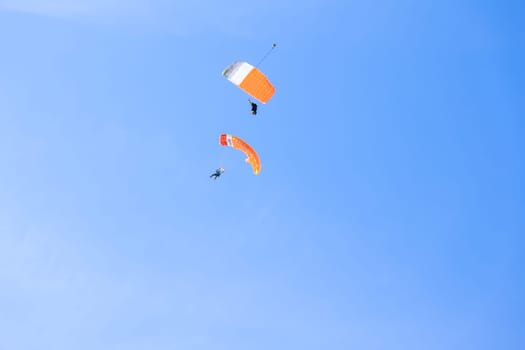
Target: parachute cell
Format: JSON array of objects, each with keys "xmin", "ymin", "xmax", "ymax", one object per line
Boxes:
[
  {"xmin": 219, "ymin": 134, "xmax": 261, "ymax": 175},
  {"xmin": 222, "ymin": 61, "xmax": 275, "ymax": 104}
]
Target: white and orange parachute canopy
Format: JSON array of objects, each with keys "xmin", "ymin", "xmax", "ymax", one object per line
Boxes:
[
  {"xmin": 219, "ymin": 134, "xmax": 261, "ymax": 175},
  {"xmin": 222, "ymin": 61, "xmax": 275, "ymax": 104}
]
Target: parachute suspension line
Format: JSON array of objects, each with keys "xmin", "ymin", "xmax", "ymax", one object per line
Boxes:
[{"xmin": 255, "ymin": 43, "xmax": 277, "ymax": 68}]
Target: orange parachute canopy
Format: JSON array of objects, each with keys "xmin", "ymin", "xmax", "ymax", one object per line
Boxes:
[
  {"xmin": 222, "ymin": 61, "xmax": 275, "ymax": 104},
  {"xmin": 219, "ymin": 134, "xmax": 261, "ymax": 175}
]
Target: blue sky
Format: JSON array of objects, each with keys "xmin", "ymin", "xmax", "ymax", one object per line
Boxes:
[{"xmin": 0, "ymin": 1, "xmax": 523, "ymax": 349}]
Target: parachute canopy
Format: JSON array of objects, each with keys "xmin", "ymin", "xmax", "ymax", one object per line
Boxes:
[
  {"xmin": 219, "ymin": 134, "xmax": 261, "ymax": 175},
  {"xmin": 222, "ymin": 61, "xmax": 275, "ymax": 104}
]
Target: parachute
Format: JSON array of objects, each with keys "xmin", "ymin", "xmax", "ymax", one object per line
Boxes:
[
  {"xmin": 222, "ymin": 61, "xmax": 275, "ymax": 104},
  {"xmin": 219, "ymin": 134, "xmax": 261, "ymax": 175}
]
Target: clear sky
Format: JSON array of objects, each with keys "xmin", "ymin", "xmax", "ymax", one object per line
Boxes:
[{"xmin": 0, "ymin": 1, "xmax": 523, "ymax": 349}]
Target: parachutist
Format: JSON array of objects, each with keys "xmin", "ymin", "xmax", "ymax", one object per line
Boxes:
[
  {"xmin": 210, "ymin": 168, "xmax": 225, "ymax": 180},
  {"xmin": 249, "ymin": 99, "xmax": 258, "ymax": 115}
]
